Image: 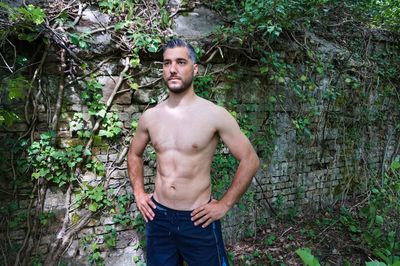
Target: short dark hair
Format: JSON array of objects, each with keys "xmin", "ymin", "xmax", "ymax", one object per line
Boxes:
[{"xmin": 163, "ymin": 38, "xmax": 197, "ymax": 63}]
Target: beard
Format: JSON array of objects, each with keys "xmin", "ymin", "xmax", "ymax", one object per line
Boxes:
[{"xmin": 165, "ymin": 75, "xmax": 194, "ymax": 94}]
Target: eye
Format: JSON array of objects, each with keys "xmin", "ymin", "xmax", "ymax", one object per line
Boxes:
[
  {"xmin": 163, "ymin": 61, "xmax": 170, "ymax": 66},
  {"xmin": 178, "ymin": 60, "xmax": 186, "ymax": 65}
]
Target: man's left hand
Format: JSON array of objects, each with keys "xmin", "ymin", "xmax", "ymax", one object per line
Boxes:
[{"xmin": 191, "ymin": 199, "xmax": 229, "ymax": 228}]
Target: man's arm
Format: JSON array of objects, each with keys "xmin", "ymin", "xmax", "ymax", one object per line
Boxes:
[
  {"xmin": 191, "ymin": 107, "xmax": 260, "ymax": 227},
  {"xmin": 127, "ymin": 112, "xmax": 156, "ymax": 222}
]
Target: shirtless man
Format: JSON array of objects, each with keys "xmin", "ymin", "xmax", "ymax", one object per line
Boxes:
[{"xmin": 127, "ymin": 39, "xmax": 260, "ymax": 266}]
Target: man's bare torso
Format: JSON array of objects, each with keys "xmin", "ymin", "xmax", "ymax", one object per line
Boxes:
[{"xmin": 145, "ymin": 97, "xmax": 221, "ymax": 210}]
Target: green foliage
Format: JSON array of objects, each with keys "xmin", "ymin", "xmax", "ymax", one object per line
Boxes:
[
  {"xmin": 74, "ymin": 183, "xmax": 112, "ymax": 212},
  {"xmin": 0, "ymin": 110, "xmax": 19, "ymax": 126},
  {"xmin": 69, "ymin": 113, "xmax": 91, "ymax": 138},
  {"xmin": 81, "ymin": 77, "xmax": 106, "ymax": 116},
  {"xmin": 0, "ymin": 75, "xmax": 31, "ymax": 126},
  {"xmin": 104, "ymin": 225, "xmax": 117, "ymax": 249},
  {"xmin": 80, "ymin": 234, "xmax": 104, "ymax": 266},
  {"xmin": 111, "ymin": 193, "xmax": 135, "ymax": 227},
  {"xmin": 99, "ymin": 112, "xmax": 124, "ymax": 139},
  {"xmin": 295, "ymin": 248, "xmax": 321, "ymax": 266},
  {"xmin": 2, "ymin": 75, "xmax": 30, "ymax": 101},
  {"xmin": 358, "ymin": 158, "xmax": 400, "ymax": 264},
  {"xmin": 38, "ymin": 211, "xmax": 56, "ymax": 226},
  {"xmin": 27, "ymin": 131, "xmax": 86, "ymax": 187},
  {"xmin": 0, "ymin": 3, "xmax": 46, "ymax": 41}
]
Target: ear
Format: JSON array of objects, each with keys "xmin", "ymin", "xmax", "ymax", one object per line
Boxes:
[{"xmin": 193, "ymin": 63, "xmax": 199, "ymax": 76}]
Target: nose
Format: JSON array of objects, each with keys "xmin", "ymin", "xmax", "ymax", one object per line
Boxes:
[{"xmin": 169, "ymin": 62, "xmax": 177, "ymax": 74}]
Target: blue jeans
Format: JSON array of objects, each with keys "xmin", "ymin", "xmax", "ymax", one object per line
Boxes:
[{"xmin": 146, "ymin": 197, "xmax": 229, "ymax": 266}]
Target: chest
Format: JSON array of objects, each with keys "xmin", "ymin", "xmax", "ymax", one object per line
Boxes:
[{"xmin": 148, "ymin": 113, "xmax": 217, "ymax": 152}]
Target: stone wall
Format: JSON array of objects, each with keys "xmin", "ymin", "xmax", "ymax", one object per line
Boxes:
[{"xmin": 0, "ymin": 4, "xmax": 399, "ymax": 265}]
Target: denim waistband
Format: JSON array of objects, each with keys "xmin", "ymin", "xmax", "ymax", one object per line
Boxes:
[{"xmin": 151, "ymin": 196, "xmax": 211, "ymax": 214}]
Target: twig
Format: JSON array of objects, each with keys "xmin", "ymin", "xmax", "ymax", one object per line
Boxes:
[
  {"xmin": 116, "ymin": 77, "xmax": 162, "ymax": 95},
  {"xmin": 13, "ymin": 183, "xmax": 38, "ymax": 266},
  {"xmin": 66, "ymin": 57, "xmax": 114, "ymax": 87},
  {"xmin": 280, "ymin": 226, "xmax": 293, "ymax": 238},
  {"xmin": 253, "ymin": 176, "xmax": 277, "ymax": 216},
  {"xmin": 51, "ymin": 48, "xmax": 66, "ymax": 133},
  {"xmin": 0, "ymin": 51, "xmax": 13, "ymax": 73},
  {"xmin": 72, "ymin": 2, "xmax": 85, "ymax": 27}
]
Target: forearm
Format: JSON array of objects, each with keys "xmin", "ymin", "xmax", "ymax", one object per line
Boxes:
[
  {"xmin": 127, "ymin": 154, "xmax": 146, "ymax": 196},
  {"xmin": 220, "ymin": 153, "xmax": 260, "ymax": 209}
]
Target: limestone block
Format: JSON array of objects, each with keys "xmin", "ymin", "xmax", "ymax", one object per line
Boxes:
[
  {"xmin": 65, "ymin": 86, "xmax": 82, "ymax": 104},
  {"xmin": 80, "ymin": 8, "xmax": 110, "ymax": 26},
  {"xmin": 40, "ymin": 235, "xmax": 53, "ymax": 245},
  {"xmin": 132, "ymin": 89, "xmax": 153, "ymax": 104},
  {"xmin": 144, "ymin": 166, "xmax": 155, "ymax": 177},
  {"xmin": 66, "ymin": 240, "xmax": 80, "ymax": 258},
  {"xmin": 118, "ymin": 112, "xmax": 130, "ymax": 122},
  {"xmin": 104, "ymin": 245, "xmax": 144, "ymax": 266},
  {"xmin": 99, "ymin": 76, "xmax": 131, "ymax": 105},
  {"xmin": 97, "ymin": 153, "xmax": 118, "ymax": 163},
  {"xmin": 108, "ymin": 179, "xmax": 123, "ymax": 188},
  {"xmin": 110, "ymin": 105, "xmax": 124, "ymax": 112},
  {"xmin": 81, "ymin": 171, "xmax": 99, "ymax": 183},
  {"xmin": 95, "ymin": 226, "xmax": 107, "ymax": 235},
  {"xmin": 110, "ymin": 169, "xmax": 127, "ymax": 179},
  {"xmin": 67, "ymin": 103, "xmax": 85, "ymax": 112},
  {"xmin": 100, "ymin": 216, "xmax": 114, "ymax": 225},
  {"xmin": 115, "ymin": 230, "xmax": 138, "ymax": 249},
  {"xmin": 4, "ymin": 122, "xmax": 28, "ymax": 132},
  {"xmin": 123, "ymin": 105, "xmax": 140, "ymax": 114},
  {"xmin": 44, "ymin": 189, "xmax": 66, "ymax": 211},
  {"xmin": 88, "ymin": 218, "xmax": 100, "ymax": 227},
  {"xmin": 172, "ymin": 6, "xmax": 222, "ymax": 38},
  {"xmin": 38, "ymin": 244, "xmax": 48, "ymax": 254},
  {"xmin": 9, "ymin": 229, "xmax": 25, "ymax": 240},
  {"xmin": 77, "ymin": 227, "xmax": 94, "ymax": 238}
]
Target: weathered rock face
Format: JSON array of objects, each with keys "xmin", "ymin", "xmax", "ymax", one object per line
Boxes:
[
  {"xmin": 0, "ymin": 4, "xmax": 399, "ymax": 266},
  {"xmin": 172, "ymin": 6, "xmax": 223, "ymax": 38}
]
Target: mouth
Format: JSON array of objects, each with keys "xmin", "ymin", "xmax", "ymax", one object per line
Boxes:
[{"xmin": 168, "ymin": 77, "xmax": 181, "ymax": 81}]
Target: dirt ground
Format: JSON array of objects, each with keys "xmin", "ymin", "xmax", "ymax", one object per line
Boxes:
[{"xmin": 227, "ymin": 201, "xmax": 372, "ymax": 266}]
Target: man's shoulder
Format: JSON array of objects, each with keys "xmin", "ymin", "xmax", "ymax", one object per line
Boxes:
[{"xmin": 197, "ymin": 97, "xmax": 225, "ymax": 113}]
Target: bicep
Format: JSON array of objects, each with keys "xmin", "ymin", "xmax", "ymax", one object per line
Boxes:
[
  {"xmin": 129, "ymin": 115, "xmax": 150, "ymax": 158},
  {"xmin": 217, "ymin": 109, "xmax": 255, "ymax": 161}
]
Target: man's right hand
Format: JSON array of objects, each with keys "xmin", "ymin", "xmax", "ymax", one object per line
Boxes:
[{"xmin": 134, "ymin": 192, "xmax": 156, "ymax": 222}]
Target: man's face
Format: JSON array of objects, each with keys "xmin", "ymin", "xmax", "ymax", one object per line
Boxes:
[{"xmin": 163, "ymin": 47, "xmax": 198, "ymax": 94}]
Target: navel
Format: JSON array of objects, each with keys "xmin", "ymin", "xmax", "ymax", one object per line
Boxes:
[
  {"xmin": 170, "ymin": 185, "xmax": 176, "ymax": 190},
  {"xmin": 192, "ymin": 143, "xmax": 198, "ymax": 149}
]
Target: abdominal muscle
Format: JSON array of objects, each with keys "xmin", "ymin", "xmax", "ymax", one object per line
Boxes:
[{"xmin": 152, "ymin": 150, "xmax": 213, "ymax": 211}]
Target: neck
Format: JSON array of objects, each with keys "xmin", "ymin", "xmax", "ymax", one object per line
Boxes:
[{"xmin": 167, "ymin": 87, "xmax": 197, "ymax": 107}]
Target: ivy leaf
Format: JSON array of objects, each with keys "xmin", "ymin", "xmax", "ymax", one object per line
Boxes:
[
  {"xmin": 366, "ymin": 262, "xmax": 387, "ymax": 266},
  {"xmin": 131, "ymin": 120, "xmax": 138, "ymax": 130},
  {"xmin": 98, "ymin": 130, "xmax": 108, "ymax": 137},
  {"xmin": 0, "ymin": 110, "xmax": 19, "ymax": 126},
  {"xmin": 97, "ymin": 109, "xmax": 107, "ymax": 118},
  {"xmin": 26, "ymin": 5, "xmax": 46, "ymax": 25},
  {"xmin": 88, "ymin": 202, "xmax": 98, "ymax": 212},
  {"xmin": 114, "ymin": 22, "xmax": 125, "ymax": 31},
  {"xmin": 84, "ymin": 148, "xmax": 92, "ymax": 156},
  {"xmin": 295, "ymin": 248, "xmax": 321, "ymax": 266},
  {"xmin": 259, "ymin": 66, "xmax": 269, "ymax": 74},
  {"xmin": 130, "ymin": 57, "xmax": 140, "ymax": 68},
  {"xmin": 6, "ymin": 76, "xmax": 29, "ymax": 100},
  {"xmin": 160, "ymin": 8, "xmax": 170, "ymax": 27},
  {"xmin": 158, "ymin": 0, "xmax": 167, "ymax": 6},
  {"xmin": 129, "ymin": 82, "xmax": 139, "ymax": 90},
  {"xmin": 375, "ymin": 215, "xmax": 384, "ymax": 225},
  {"xmin": 390, "ymin": 160, "xmax": 400, "ymax": 171}
]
